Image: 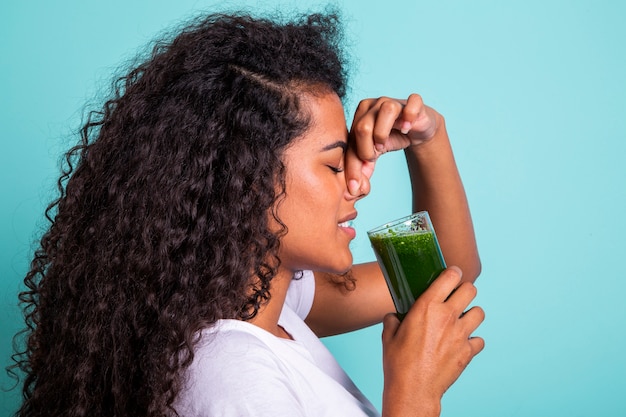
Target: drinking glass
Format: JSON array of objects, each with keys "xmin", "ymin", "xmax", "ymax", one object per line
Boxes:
[{"xmin": 367, "ymin": 211, "xmax": 446, "ymax": 320}]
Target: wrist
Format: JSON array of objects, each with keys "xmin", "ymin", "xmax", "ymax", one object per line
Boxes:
[
  {"xmin": 382, "ymin": 383, "xmax": 442, "ymax": 417},
  {"xmin": 382, "ymin": 396, "xmax": 442, "ymax": 417}
]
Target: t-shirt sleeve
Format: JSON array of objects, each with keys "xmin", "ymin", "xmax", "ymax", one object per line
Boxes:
[{"xmin": 284, "ymin": 270, "xmax": 315, "ymax": 320}]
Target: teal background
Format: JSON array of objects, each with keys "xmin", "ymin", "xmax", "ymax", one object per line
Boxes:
[{"xmin": 2, "ymin": 0, "xmax": 625, "ymax": 415}]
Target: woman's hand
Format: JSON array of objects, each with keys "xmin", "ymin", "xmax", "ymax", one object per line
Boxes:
[
  {"xmin": 345, "ymin": 94, "xmax": 440, "ymax": 196},
  {"xmin": 381, "ymin": 267, "xmax": 485, "ymax": 417}
]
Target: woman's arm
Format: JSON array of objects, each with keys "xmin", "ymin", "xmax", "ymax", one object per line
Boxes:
[
  {"xmin": 305, "ymin": 94, "xmax": 480, "ymax": 337},
  {"xmin": 380, "ymin": 267, "xmax": 484, "ymax": 417},
  {"xmin": 306, "ymin": 95, "xmax": 485, "ymax": 417},
  {"xmin": 307, "ymin": 262, "xmax": 392, "ymax": 337},
  {"xmin": 405, "ymin": 111, "xmax": 481, "ymax": 281}
]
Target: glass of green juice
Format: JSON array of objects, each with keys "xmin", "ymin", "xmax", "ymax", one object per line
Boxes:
[{"xmin": 367, "ymin": 211, "xmax": 446, "ymax": 320}]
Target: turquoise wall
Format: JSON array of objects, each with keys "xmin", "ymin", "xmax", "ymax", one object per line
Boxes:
[{"xmin": 2, "ymin": 1, "xmax": 625, "ymax": 415}]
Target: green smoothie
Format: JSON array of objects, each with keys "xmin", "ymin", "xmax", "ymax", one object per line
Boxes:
[{"xmin": 369, "ymin": 219, "xmax": 446, "ymax": 320}]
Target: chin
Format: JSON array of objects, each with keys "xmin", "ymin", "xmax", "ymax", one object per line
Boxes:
[
  {"xmin": 326, "ymin": 253, "xmax": 354, "ymax": 275},
  {"xmin": 288, "ymin": 247, "xmax": 353, "ymax": 275}
]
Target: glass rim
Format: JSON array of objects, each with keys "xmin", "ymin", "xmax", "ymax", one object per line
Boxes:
[{"xmin": 366, "ymin": 211, "xmax": 431, "ymax": 235}]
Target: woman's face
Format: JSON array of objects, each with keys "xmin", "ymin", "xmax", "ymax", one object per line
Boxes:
[{"xmin": 276, "ymin": 91, "xmax": 361, "ymax": 274}]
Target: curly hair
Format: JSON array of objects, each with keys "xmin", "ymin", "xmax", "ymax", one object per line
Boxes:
[{"xmin": 9, "ymin": 11, "xmax": 347, "ymax": 416}]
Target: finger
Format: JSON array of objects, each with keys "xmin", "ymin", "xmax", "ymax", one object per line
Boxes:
[
  {"xmin": 419, "ymin": 266, "xmax": 463, "ymax": 304},
  {"xmin": 381, "ymin": 312, "xmax": 401, "ymax": 344},
  {"xmin": 445, "ymin": 281, "xmax": 478, "ymax": 316},
  {"xmin": 344, "ymin": 144, "xmax": 364, "ymax": 196},
  {"xmin": 397, "ymin": 94, "xmax": 424, "ymax": 133},
  {"xmin": 460, "ymin": 305, "xmax": 485, "ymax": 334},
  {"xmin": 359, "ymin": 164, "xmax": 373, "ymax": 195},
  {"xmin": 468, "ymin": 336, "xmax": 485, "ymax": 356},
  {"xmin": 344, "ymin": 139, "xmax": 375, "ymax": 196},
  {"xmin": 353, "ymin": 97, "xmax": 377, "ymax": 121},
  {"xmin": 350, "ymin": 99, "xmax": 379, "ymax": 162},
  {"xmin": 372, "ymin": 99, "xmax": 404, "ymax": 148}
]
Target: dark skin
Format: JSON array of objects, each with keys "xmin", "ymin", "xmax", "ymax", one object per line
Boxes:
[
  {"xmin": 250, "ymin": 92, "xmax": 483, "ymax": 417},
  {"xmin": 305, "ymin": 94, "xmax": 484, "ymax": 417}
]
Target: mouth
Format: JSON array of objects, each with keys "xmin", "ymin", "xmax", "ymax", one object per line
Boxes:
[{"xmin": 338, "ymin": 211, "xmax": 357, "ymax": 227}]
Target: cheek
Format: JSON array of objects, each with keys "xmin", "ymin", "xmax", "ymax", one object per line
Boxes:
[
  {"xmin": 279, "ymin": 183, "xmax": 336, "ymax": 242},
  {"xmin": 284, "ymin": 168, "xmax": 326, "ymax": 207},
  {"xmin": 281, "ymin": 160, "xmax": 346, "ymax": 229},
  {"xmin": 278, "ymin": 178, "xmax": 317, "ymax": 229},
  {"xmin": 296, "ymin": 177, "xmax": 341, "ymax": 219}
]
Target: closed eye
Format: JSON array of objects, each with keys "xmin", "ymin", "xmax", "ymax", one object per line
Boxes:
[
  {"xmin": 327, "ymin": 165, "xmax": 344, "ymax": 173},
  {"xmin": 320, "ymin": 140, "xmax": 347, "ymax": 174}
]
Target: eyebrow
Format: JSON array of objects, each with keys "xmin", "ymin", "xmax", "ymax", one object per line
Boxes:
[{"xmin": 320, "ymin": 140, "xmax": 348, "ymax": 153}]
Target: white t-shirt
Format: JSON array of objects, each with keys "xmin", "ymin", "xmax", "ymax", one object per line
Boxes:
[{"xmin": 175, "ymin": 270, "xmax": 380, "ymax": 416}]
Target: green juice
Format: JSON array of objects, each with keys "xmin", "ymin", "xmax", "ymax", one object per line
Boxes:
[{"xmin": 369, "ymin": 229, "xmax": 446, "ymax": 320}]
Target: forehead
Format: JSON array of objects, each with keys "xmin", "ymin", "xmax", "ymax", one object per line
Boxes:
[{"xmin": 293, "ymin": 92, "xmax": 348, "ymax": 150}]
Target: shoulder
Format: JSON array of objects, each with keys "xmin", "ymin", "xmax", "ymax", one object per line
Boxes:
[
  {"xmin": 190, "ymin": 321, "xmax": 287, "ymax": 379},
  {"xmin": 175, "ymin": 321, "xmax": 307, "ymax": 416}
]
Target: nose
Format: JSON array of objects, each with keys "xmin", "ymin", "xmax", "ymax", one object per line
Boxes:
[{"xmin": 344, "ymin": 176, "xmax": 369, "ymax": 202}]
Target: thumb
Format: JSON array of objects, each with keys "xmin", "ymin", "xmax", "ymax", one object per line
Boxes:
[{"xmin": 381, "ymin": 312, "xmax": 401, "ymax": 345}]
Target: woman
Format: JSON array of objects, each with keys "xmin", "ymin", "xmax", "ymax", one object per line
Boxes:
[{"xmin": 10, "ymin": 11, "xmax": 484, "ymax": 417}]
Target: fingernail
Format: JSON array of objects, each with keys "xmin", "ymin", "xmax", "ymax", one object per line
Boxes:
[
  {"xmin": 348, "ymin": 179, "xmax": 360, "ymax": 195},
  {"xmin": 449, "ymin": 265, "xmax": 463, "ymax": 277},
  {"xmin": 400, "ymin": 121, "xmax": 412, "ymax": 134},
  {"xmin": 375, "ymin": 143, "xmax": 384, "ymax": 152}
]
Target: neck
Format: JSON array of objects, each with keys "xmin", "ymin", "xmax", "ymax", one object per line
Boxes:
[{"xmin": 247, "ymin": 268, "xmax": 294, "ymax": 339}]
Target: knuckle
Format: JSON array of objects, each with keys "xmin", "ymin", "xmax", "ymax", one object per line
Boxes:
[
  {"xmin": 408, "ymin": 93, "xmax": 424, "ymax": 105},
  {"xmin": 459, "ymin": 281, "xmax": 478, "ymax": 297},
  {"xmin": 415, "ymin": 290, "xmax": 435, "ymax": 307},
  {"xmin": 461, "ymin": 343, "xmax": 475, "ymax": 364},
  {"xmin": 354, "ymin": 121, "xmax": 373, "ymax": 137},
  {"xmin": 355, "ymin": 101, "xmax": 369, "ymax": 115},
  {"xmin": 379, "ymin": 99, "xmax": 401, "ymax": 114}
]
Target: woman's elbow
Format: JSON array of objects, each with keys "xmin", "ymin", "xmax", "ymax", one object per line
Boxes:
[{"xmin": 464, "ymin": 255, "xmax": 482, "ymax": 283}]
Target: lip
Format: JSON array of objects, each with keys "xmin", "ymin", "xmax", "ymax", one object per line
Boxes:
[
  {"xmin": 338, "ymin": 211, "xmax": 358, "ymax": 224},
  {"xmin": 338, "ymin": 211, "xmax": 358, "ymax": 239}
]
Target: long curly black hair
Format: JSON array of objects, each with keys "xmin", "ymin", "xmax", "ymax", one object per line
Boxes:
[{"xmin": 9, "ymin": 10, "xmax": 347, "ymax": 416}]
